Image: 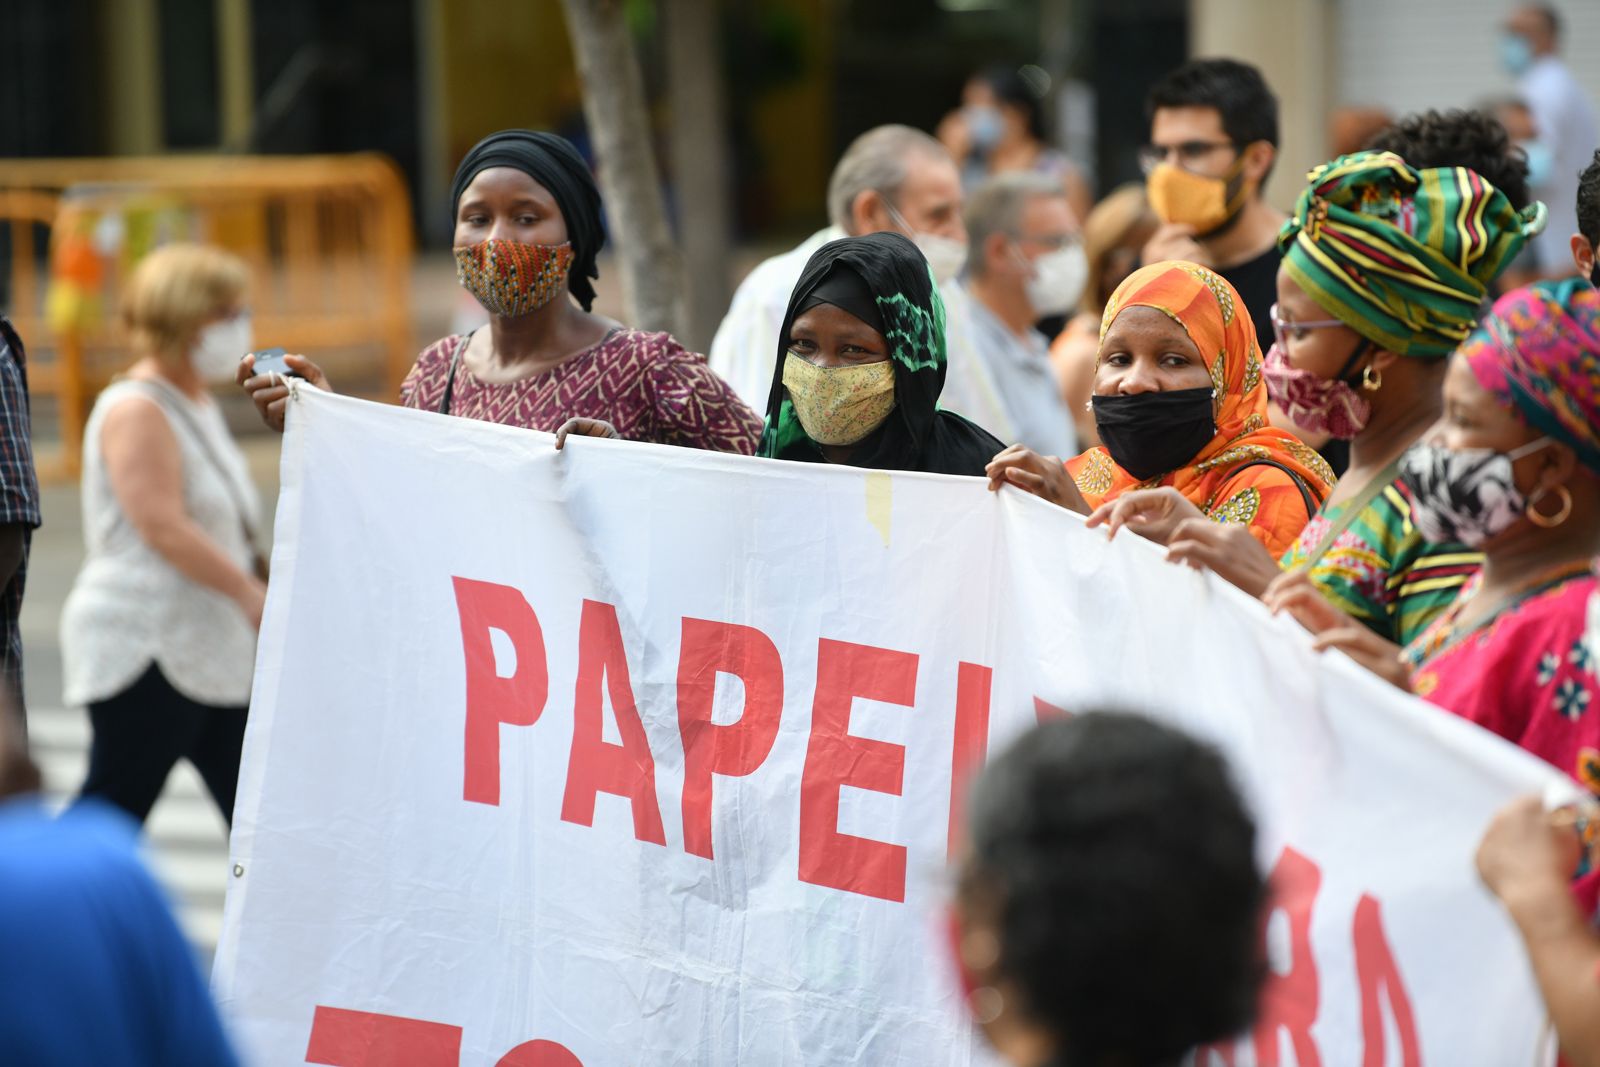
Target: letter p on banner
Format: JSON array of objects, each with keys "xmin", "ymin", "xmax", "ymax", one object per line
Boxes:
[
  {"xmin": 676, "ymin": 618, "xmax": 785, "ymax": 860},
  {"xmin": 452, "ymin": 577, "xmax": 549, "ymax": 806}
]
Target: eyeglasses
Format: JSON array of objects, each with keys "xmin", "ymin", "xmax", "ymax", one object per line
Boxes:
[
  {"xmin": 1137, "ymin": 140, "xmax": 1237, "ymax": 175},
  {"xmin": 1269, "ymin": 303, "xmax": 1346, "ymax": 349},
  {"xmin": 1013, "ymin": 232, "xmax": 1082, "ymax": 252}
]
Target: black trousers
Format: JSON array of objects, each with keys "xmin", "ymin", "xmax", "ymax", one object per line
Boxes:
[{"xmin": 78, "ymin": 663, "xmax": 249, "ymax": 827}]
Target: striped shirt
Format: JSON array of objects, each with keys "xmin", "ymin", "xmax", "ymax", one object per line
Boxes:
[
  {"xmin": 0, "ymin": 319, "xmax": 42, "ymax": 714},
  {"xmin": 1280, "ymin": 474, "xmax": 1479, "ymax": 648}
]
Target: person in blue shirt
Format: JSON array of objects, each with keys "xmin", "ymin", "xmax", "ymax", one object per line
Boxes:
[{"xmin": 0, "ymin": 708, "xmax": 239, "ymax": 1066}]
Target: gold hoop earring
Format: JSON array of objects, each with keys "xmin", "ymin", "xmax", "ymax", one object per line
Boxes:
[
  {"xmin": 1528, "ymin": 485, "xmax": 1574, "ymax": 528},
  {"xmin": 1361, "ymin": 364, "xmax": 1383, "ymax": 392}
]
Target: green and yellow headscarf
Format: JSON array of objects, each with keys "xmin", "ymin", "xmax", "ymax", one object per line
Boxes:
[{"xmin": 1278, "ymin": 151, "xmax": 1546, "ymax": 359}]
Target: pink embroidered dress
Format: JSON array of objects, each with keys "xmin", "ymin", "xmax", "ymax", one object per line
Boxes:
[
  {"xmin": 1404, "ymin": 567, "xmax": 1600, "ymax": 793},
  {"xmin": 399, "ymin": 329, "xmax": 762, "ymax": 454}
]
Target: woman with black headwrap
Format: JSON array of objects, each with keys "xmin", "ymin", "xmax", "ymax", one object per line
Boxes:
[
  {"xmin": 562, "ymin": 231, "xmax": 1004, "ymax": 471},
  {"xmin": 239, "ymin": 129, "xmax": 761, "ymax": 453},
  {"xmin": 758, "ymin": 231, "xmax": 1003, "ymax": 474}
]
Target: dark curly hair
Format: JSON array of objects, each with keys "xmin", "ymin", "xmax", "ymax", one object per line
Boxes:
[
  {"xmin": 1366, "ymin": 108, "xmax": 1531, "ymax": 210},
  {"xmin": 1146, "ymin": 59, "xmax": 1279, "ymax": 184},
  {"xmin": 1578, "ymin": 149, "xmax": 1600, "ymax": 247},
  {"xmin": 962, "ymin": 713, "xmax": 1265, "ymax": 1066}
]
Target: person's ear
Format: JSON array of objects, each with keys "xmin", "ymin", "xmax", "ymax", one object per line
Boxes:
[
  {"xmin": 985, "ymin": 231, "xmax": 1016, "ymax": 278},
  {"xmin": 1571, "ymin": 233, "xmax": 1597, "ymax": 279},
  {"xmin": 850, "ymin": 189, "xmax": 892, "ymax": 238},
  {"xmin": 1535, "ymin": 439, "xmax": 1578, "ymax": 491},
  {"xmin": 1240, "ymin": 140, "xmax": 1275, "ymax": 184},
  {"xmin": 1368, "ymin": 347, "xmax": 1402, "ymax": 374}
]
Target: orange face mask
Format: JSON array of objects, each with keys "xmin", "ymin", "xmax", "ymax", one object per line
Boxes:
[{"xmin": 1146, "ymin": 155, "xmax": 1254, "ymax": 235}]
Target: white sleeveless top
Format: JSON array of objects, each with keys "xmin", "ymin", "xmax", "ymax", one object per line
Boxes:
[{"xmin": 61, "ymin": 378, "xmax": 262, "ymax": 707}]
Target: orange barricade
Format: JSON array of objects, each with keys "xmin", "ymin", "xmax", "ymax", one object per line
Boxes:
[{"xmin": 0, "ymin": 154, "xmax": 413, "ymax": 479}]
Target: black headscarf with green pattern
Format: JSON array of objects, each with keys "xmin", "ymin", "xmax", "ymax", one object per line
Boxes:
[{"xmin": 757, "ymin": 232, "xmax": 1004, "ymax": 476}]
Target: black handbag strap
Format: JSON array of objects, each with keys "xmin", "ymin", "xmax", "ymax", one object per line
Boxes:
[
  {"xmin": 1223, "ymin": 457, "xmax": 1318, "ymax": 522},
  {"xmin": 438, "ymin": 332, "xmax": 473, "ymax": 415}
]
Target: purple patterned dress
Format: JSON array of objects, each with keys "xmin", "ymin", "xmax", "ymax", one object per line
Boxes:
[{"xmin": 399, "ymin": 329, "xmax": 762, "ymax": 454}]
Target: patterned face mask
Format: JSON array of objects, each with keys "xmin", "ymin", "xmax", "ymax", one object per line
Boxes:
[
  {"xmin": 1400, "ymin": 437, "xmax": 1554, "ymax": 547},
  {"xmin": 1262, "ymin": 341, "xmax": 1373, "ymax": 440},
  {"xmin": 781, "ymin": 353, "xmax": 897, "ymax": 446},
  {"xmin": 454, "ymin": 238, "xmax": 574, "ymax": 316}
]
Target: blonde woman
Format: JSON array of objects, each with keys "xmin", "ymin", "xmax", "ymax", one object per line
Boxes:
[{"xmin": 63, "ymin": 244, "xmax": 264, "ymax": 827}]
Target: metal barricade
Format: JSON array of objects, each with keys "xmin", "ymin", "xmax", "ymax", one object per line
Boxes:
[{"xmin": 0, "ymin": 154, "xmax": 414, "ymax": 479}]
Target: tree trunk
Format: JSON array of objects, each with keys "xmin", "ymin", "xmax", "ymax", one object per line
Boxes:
[
  {"xmin": 664, "ymin": 0, "xmax": 733, "ymax": 354},
  {"xmin": 558, "ymin": 0, "xmax": 683, "ymax": 335}
]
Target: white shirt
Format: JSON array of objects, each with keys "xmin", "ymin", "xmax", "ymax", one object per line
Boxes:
[
  {"xmin": 940, "ymin": 282, "xmax": 1075, "ymax": 456},
  {"xmin": 1520, "ymin": 55, "xmax": 1600, "ymax": 271},
  {"xmin": 707, "ymin": 227, "xmax": 846, "ymax": 410},
  {"xmin": 61, "ymin": 379, "xmax": 262, "ymax": 707}
]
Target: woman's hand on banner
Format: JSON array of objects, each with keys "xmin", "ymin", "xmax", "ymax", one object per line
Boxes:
[
  {"xmin": 1085, "ymin": 487, "xmax": 1204, "ymax": 545},
  {"xmin": 555, "ymin": 417, "xmax": 621, "ymax": 450},
  {"xmin": 985, "ymin": 445, "xmax": 1090, "ymax": 515},
  {"xmin": 1305, "ymin": 623, "xmax": 1408, "ymax": 689},
  {"xmin": 1477, "ymin": 794, "xmax": 1589, "ymax": 902},
  {"xmin": 1263, "ymin": 571, "xmax": 1354, "ymax": 637},
  {"xmin": 1164, "ymin": 518, "xmax": 1281, "ymax": 597},
  {"xmin": 240, "ymin": 353, "xmax": 329, "ymax": 434}
]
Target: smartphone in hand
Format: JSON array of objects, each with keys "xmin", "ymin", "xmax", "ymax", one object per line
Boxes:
[{"xmin": 251, "ymin": 347, "xmax": 301, "ymax": 379}]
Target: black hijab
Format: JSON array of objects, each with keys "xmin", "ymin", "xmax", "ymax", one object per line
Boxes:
[
  {"xmin": 756, "ymin": 232, "xmax": 1003, "ymax": 475},
  {"xmin": 449, "ymin": 129, "xmax": 606, "ymax": 311}
]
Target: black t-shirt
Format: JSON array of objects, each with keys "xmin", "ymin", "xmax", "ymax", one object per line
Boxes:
[
  {"xmin": 1217, "ymin": 244, "xmax": 1280, "ymax": 356},
  {"xmin": 1218, "ymin": 245, "xmax": 1350, "ymax": 476}
]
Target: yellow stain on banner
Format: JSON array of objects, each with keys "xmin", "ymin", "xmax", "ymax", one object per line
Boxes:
[{"xmin": 865, "ymin": 472, "xmax": 892, "ymax": 547}]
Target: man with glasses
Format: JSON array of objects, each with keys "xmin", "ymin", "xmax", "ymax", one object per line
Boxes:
[
  {"xmin": 941, "ymin": 172, "xmax": 1082, "ymax": 457},
  {"xmin": 1139, "ymin": 58, "xmax": 1285, "ymax": 357},
  {"xmin": 708, "ymin": 125, "xmax": 967, "ymax": 409}
]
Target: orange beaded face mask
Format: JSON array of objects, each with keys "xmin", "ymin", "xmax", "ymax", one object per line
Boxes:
[{"xmin": 454, "ymin": 238, "xmax": 575, "ymax": 316}]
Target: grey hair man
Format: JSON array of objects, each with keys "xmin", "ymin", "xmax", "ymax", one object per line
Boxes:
[
  {"xmin": 707, "ymin": 125, "xmax": 966, "ymax": 408},
  {"xmin": 941, "ymin": 171, "xmax": 1084, "ymax": 457}
]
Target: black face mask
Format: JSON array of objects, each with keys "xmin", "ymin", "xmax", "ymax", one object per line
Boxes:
[{"xmin": 1091, "ymin": 387, "xmax": 1217, "ymax": 481}]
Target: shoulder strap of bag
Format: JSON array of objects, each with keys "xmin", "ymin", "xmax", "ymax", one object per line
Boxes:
[
  {"xmin": 1293, "ymin": 455, "xmax": 1404, "ymax": 571},
  {"xmin": 123, "ymin": 379, "xmax": 263, "ymax": 562},
  {"xmin": 1223, "ymin": 457, "xmax": 1318, "ymax": 522},
  {"xmin": 438, "ymin": 332, "xmax": 473, "ymax": 416}
]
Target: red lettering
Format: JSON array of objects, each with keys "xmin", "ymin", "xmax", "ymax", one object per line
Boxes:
[
  {"xmin": 306, "ymin": 1006, "xmax": 462, "ymax": 1066},
  {"xmin": 1353, "ymin": 894, "xmax": 1421, "ymax": 1067},
  {"xmin": 560, "ymin": 600, "xmax": 666, "ymax": 845},
  {"xmin": 495, "ymin": 1039, "xmax": 585, "ymax": 1067},
  {"xmin": 947, "ymin": 662, "xmax": 992, "ymax": 859},
  {"xmin": 1252, "ymin": 846, "xmax": 1323, "ymax": 1067},
  {"xmin": 1032, "ymin": 696, "xmax": 1069, "ymax": 722},
  {"xmin": 453, "ymin": 577, "xmax": 549, "ymax": 806},
  {"xmin": 676, "ymin": 618, "xmax": 784, "ymax": 859},
  {"xmin": 798, "ymin": 638, "xmax": 919, "ymax": 902}
]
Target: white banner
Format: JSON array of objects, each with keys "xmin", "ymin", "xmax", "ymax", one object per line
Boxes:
[{"xmin": 215, "ymin": 387, "xmax": 1569, "ymax": 1067}]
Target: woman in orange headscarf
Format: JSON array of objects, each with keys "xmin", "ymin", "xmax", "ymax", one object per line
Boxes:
[{"xmin": 987, "ymin": 260, "xmax": 1335, "ymax": 557}]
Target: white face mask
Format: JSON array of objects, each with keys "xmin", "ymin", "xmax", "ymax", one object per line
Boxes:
[
  {"xmin": 1016, "ymin": 241, "xmax": 1088, "ymax": 317},
  {"xmin": 191, "ymin": 313, "xmax": 252, "ymax": 382},
  {"xmin": 885, "ymin": 201, "xmax": 968, "ymax": 284}
]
